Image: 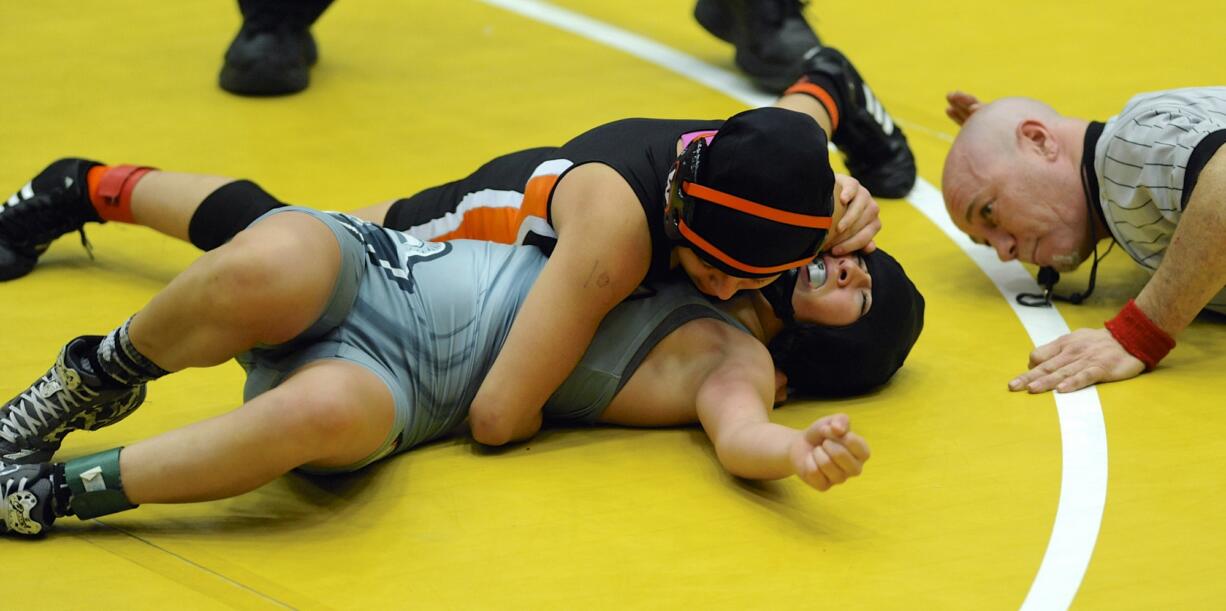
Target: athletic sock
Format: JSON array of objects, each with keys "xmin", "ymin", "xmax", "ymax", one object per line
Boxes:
[
  {"xmin": 784, "ymin": 71, "xmax": 846, "ymax": 134},
  {"xmin": 96, "ymin": 317, "xmax": 170, "ymax": 387},
  {"xmin": 85, "ymin": 165, "xmax": 156, "ymax": 224}
]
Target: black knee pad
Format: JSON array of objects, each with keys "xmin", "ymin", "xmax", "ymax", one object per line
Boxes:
[{"xmin": 188, "ymin": 180, "xmax": 287, "ymax": 251}]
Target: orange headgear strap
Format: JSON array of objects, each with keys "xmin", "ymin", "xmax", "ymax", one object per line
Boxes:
[
  {"xmin": 677, "ymin": 218, "xmax": 817, "ymax": 276},
  {"xmin": 681, "ymin": 181, "xmax": 832, "ymax": 229}
]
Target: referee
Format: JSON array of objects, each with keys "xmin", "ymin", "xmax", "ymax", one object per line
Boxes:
[{"xmin": 940, "ymin": 87, "xmax": 1226, "ymax": 393}]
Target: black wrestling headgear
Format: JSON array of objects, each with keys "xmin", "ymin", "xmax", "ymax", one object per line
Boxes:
[
  {"xmin": 665, "ymin": 107, "xmax": 835, "ymax": 278},
  {"xmin": 768, "ymin": 248, "xmax": 925, "ymax": 396}
]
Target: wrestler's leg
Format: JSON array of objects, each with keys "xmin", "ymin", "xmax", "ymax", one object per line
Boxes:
[
  {"xmin": 349, "ymin": 200, "xmax": 395, "ymax": 224},
  {"xmin": 122, "ymin": 359, "xmax": 395, "ymax": 503},
  {"xmin": 130, "ymin": 209, "xmax": 341, "ymax": 370},
  {"xmin": 775, "ymin": 93, "xmax": 834, "ymax": 138},
  {"xmin": 128, "ymin": 171, "xmax": 239, "ymax": 242},
  {"xmin": 127, "ymin": 171, "xmax": 291, "ymax": 250},
  {"xmin": 0, "ymin": 210, "xmax": 341, "ymax": 462},
  {"xmin": 1, "ymin": 359, "xmax": 395, "ymax": 536},
  {"xmin": 775, "ymin": 47, "xmax": 916, "ymax": 198},
  {"xmin": 0, "ymin": 161, "xmax": 288, "ymax": 280}
]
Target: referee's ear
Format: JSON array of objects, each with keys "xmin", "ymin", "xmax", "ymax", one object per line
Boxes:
[{"xmin": 1018, "ymin": 119, "xmax": 1060, "ymax": 160}]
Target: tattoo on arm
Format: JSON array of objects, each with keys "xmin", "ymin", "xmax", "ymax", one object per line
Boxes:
[{"xmin": 582, "ymin": 260, "xmax": 611, "ymax": 288}]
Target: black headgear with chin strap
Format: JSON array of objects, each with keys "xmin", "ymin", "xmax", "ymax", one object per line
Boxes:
[{"xmin": 768, "ymin": 248, "xmax": 925, "ymax": 396}]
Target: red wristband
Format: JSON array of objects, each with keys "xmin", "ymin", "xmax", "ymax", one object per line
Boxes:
[{"xmin": 1103, "ymin": 299, "xmax": 1175, "ymax": 370}]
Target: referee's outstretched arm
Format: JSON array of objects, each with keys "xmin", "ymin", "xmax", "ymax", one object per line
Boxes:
[{"xmin": 1013, "ymin": 149, "xmax": 1226, "ymax": 393}]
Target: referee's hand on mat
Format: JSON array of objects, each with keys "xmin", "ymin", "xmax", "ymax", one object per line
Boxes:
[{"xmin": 1007, "ymin": 328, "xmax": 1146, "ymax": 394}]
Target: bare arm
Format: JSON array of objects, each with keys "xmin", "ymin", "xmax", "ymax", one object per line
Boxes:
[
  {"xmin": 1135, "ymin": 149, "xmax": 1226, "ymax": 335},
  {"xmin": 468, "ymin": 164, "xmax": 651, "ymax": 445},
  {"xmin": 1012, "ymin": 149, "xmax": 1226, "ymax": 393},
  {"xmin": 694, "ymin": 339, "xmax": 796, "ymax": 479},
  {"xmin": 693, "ymin": 335, "xmax": 869, "ymax": 489}
]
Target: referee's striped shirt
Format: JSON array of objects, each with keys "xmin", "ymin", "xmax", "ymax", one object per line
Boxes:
[{"xmin": 1092, "ymin": 87, "xmax": 1226, "ymax": 313}]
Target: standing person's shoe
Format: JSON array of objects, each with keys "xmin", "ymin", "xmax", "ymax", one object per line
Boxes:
[
  {"xmin": 793, "ymin": 46, "xmax": 916, "ymax": 198},
  {"xmin": 219, "ymin": 22, "xmax": 318, "ymax": 96},
  {"xmin": 0, "ymin": 337, "xmax": 146, "ymax": 464},
  {"xmin": 694, "ymin": 0, "xmax": 821, "ymax": 92},
  {"xmin": 0, "ymin": 158, "xmax": 104, "ymax": 281},
  {"xmin": 0, "ymin": 462, "xmax": 58, "ymax": 537}
]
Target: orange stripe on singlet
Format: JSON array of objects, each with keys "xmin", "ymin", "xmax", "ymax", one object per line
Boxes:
[
  {"xmin": 427, "ymin": 173, "xmax": 560, "ymax": 244},
  {"xmin": 511, "ymin": 174, "xmax": 558, "ymax": 238},
  {"xmin": 432, "ymin": 207, "xmax": 521, "ymax": 243}
]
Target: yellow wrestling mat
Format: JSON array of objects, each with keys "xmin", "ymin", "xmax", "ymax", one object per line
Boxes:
[{"xmin": 2, "ymin": 1, "xmax": 1223, "ymax": 608}]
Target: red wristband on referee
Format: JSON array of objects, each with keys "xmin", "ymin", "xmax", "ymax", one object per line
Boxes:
[{"xmin": 1103, "ymin": 299, "xmax": 1175, "ymax": 370}]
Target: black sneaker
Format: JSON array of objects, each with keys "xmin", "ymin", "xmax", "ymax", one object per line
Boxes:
[
  {"xmin": 799, "ymin": 46, "xmax": 916, "ymax": 199},
  {"xmin": 1, "ymin": 462, "xmax": 56, "ymax": 537},
  {"xmin": 694, "ymin": 0, "xmax": 821, "ymax": 93},
  {"xmin": 219, "ymin": 21, "xmax": 318, "ymax": 96},
  {"xmin": 0, "ymin": 337, "xmax": 146, "ymax": 464},
  {"xmin": 0, "ymin": 158, "xmax": 104, "ymax": 281}
]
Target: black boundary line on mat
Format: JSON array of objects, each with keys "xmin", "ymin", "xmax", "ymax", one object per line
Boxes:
[{"xmin": 92, "ymin": 519, "xmax": 299, "ymax": 610}]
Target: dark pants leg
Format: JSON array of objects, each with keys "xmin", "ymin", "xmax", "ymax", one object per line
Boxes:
[{"xmin": 238, "ymin": 0, "xmax": 335, "ymax": 30}]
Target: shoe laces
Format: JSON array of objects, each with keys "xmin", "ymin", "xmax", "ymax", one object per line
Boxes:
[
  {"xmin": 0, "ymin": 192, "xmax": 95, "ymax": 255},
  {"xmin": 78, "ymin": 228, "xmax": 95, "ymax": 260},
  {"xmin": 0, "ymin": 368, "xmax": 98, "ymax": 445},
  {"xmin": 1, "ymin": 465, "xmax": 36, "ymax": 498}
]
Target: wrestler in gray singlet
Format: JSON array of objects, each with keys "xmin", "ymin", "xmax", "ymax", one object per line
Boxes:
[{"xmin": 239, "ymin": 208, "xmax": 746, "ymax": 471}]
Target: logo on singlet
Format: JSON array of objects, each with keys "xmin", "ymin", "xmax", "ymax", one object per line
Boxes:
[{"xmin": 336, "ymin": 214, "xmax": 453, "ymax": 294}]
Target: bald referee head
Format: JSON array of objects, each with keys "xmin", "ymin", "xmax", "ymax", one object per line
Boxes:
[
  {"xmin": 938, "ymin": 87, "xmax": 1226, "ymax": 395},
  {"xmin": 942, "ymin": 97, "xmax": 1098, "ymax": 272}
]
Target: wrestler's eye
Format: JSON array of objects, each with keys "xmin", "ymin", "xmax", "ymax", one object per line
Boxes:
[{"xmin": 981, "ymin": 201, "xmax": 996, "ymax": 226}]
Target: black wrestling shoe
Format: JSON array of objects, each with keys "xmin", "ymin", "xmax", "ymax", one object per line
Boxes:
[
  {"xmin": 0, "ymin": 337, "xmax": 146, "ymax": 464},
  {"xmin": 0, "ymin": 158, "xmax": 103, "ymax": 281},
  {"xmin": 0, "ymin": 462, "xmax": 57, "ymax": 537},
  {"xmin": 797, "ymin": 46, "xmax": 916, "ymax": 199},
  {"xmin": 219, "ymin": 21, "xmax": 318, "ymax": 96},
  {"xmin": 694, "ymin": 0, "xmax": 821, "ymax": 93}
]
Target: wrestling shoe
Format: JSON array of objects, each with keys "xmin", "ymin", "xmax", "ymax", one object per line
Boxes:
[
  {"xmin": 796, "ymin": 46, "xmax": 916, "ymax": 198},
  {"xmin": 0, "ymin": 337, "xmax": 146, "ymax": 464},
  {"xmin": 219, "ymin": 21, "xmax": 318, "ymax": 96},
  {"xmin": 1, "ymin": 462, "xmax": 57, "ymax": 537},
  {"xmin": 0, "ymin": 158, "xmax": 104, "ymax": 281},
  {"xmin": 694, "ymin": 0, "xmax": 821, "ymax": 92}
]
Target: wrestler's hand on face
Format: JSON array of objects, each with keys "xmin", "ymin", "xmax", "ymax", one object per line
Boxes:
[
  {"xmin": 945, "ymin": 91, "xmax": 983, "ymax": 126},
  {"xmin": 825, "ymin": 174, "xmax": 880, "ymax": 255},
  {"xmin": 789, "ymin": 413, "xmax": 870, "ymax": 492},
  {"xmin": 1008, "ymin": 328, "xmax": 1146, "ymax": 394}
]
